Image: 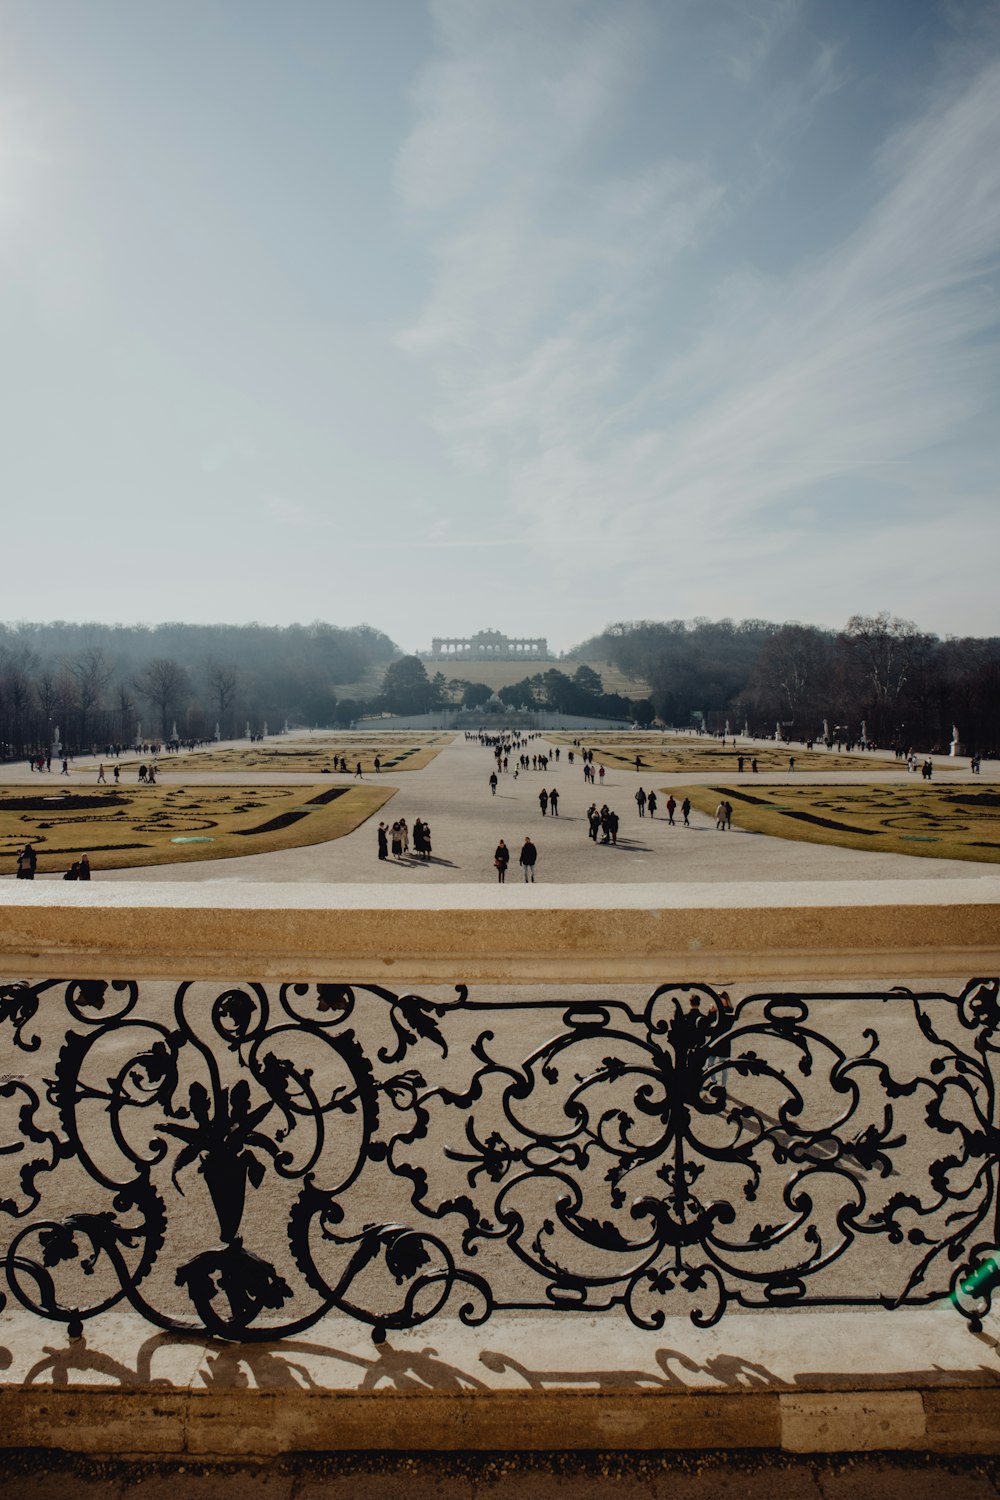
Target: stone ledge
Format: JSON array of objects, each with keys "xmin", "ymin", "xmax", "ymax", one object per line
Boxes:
[
  {"xmin": 4, "ymin": 1385, "xmax": 1000, "ymax": 1459},
  {"xmin": 2, "ymin": 1308, "xmax": 999, "ymax": 1458},
  {"xmin": 1, "ymin": 880, "xmax": 999, "ymax": 981}
]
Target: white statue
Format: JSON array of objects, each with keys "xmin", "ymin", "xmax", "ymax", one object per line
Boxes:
[
  {"xmin": 950, "ymin": 725, "xmax": 960, "ymax": 757},
  {"xmin": 861, "ymin": 720, "xmax": 867, "ymax": 743},
  {"xmin": 170, "ymin": 721, "xmax": 178, "ymax": 741},
  {"xmin": 263, "ymin": 720, "xmax": 269, "ymax": 737},
  {"xmin": 823, "ymin": 719, "xmax": 829, "ymax": 740},
  {"xmin": 246, "ymin": 721, "xmax": 251, "ymax": 739},
  {"xmin": 743, "ymin": 721, "xmax": 749, "ymax": 739},
  {"xmin": 215, "ymin": 722, "xmax": 221, "ymax": 741},
  {"xmin": 723, "ymin": 719, "xmax": 730, "ymax": 738},
  {"xmin": 775, "ymin": 721, "xmax": 782, "ymax": 741}
]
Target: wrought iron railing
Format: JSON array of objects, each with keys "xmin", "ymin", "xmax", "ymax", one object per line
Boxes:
[{"xmin": 2, "ymin": 976, "xmax": 998, "ymax": 1343}]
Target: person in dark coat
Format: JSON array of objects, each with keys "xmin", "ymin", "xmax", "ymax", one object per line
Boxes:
[
  {"xmin": 79, "ymin": 854, "xmax": 91, "ymax": 880},
  {"xmin": 494, "ymin": 840, "xmax": 509, "ymax": 883},
  {"xmin": 377, "ymin": 823, "xmax": 389, "ymax": 860},
  {"xmin": 519, "ymin": 836, "xmax": 538, "ymax": 882}
]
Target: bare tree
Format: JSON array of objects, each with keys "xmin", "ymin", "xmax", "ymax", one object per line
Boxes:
[
  {"xmin": 841, "ymin": 613, "xmax": 934, "ymax": 740},
  {"xmin": 204, "ymin": 661, "xmax": 239, "ymax": 736},
  {"xmin": 69, "ymin": 647, "xmax": 113, "ymax": 742},
  {"xmin": 135, "ymin": 658, "xmax": 190, "ymax": 738}
]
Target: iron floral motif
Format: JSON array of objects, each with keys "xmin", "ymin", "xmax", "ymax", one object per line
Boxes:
[{"xmin": 1, "ymin": 977, "xmax": 998, "ymax": 1341}]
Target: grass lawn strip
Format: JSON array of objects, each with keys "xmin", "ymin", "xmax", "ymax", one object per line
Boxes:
[
  {"xmin": 113, "ymin": 733, "xmax": 454, "ymax": 777},
  {"xmin": 0, "ymin": 783, "xmax": 393, "ymax": 874},
  {"xmin": 548, "ymin": 733, "xmax": 898, "ymax": 775},
  {"xmin": 671, "ymin": 783, "xmax": 1000, "ymax": 863}
]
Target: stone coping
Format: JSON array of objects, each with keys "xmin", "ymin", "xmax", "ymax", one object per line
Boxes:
[
  {"xmin": 1, "ymin": 880, "xmax": 999, "ymax": 981},
  {"xmin": 3, "ymin": 877, "xmax": 1000, "ymax": 910},
  {"xmin": 1, "ymin": 1307, "xmax": 999, "ymax": 1457}
]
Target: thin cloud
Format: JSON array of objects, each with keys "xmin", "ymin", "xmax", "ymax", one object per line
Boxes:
[{"xmin": 395, "ymin": 6, "xmax": 1000, "ymax": 608}]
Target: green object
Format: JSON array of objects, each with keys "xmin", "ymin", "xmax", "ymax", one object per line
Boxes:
[{"xmin": 953, "ymin": 1257, "xmax": 1000, "ymax": 1304}]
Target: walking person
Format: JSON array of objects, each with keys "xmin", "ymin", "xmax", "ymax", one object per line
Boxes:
[
  {"xmin": 681, "ymin": 796, "xmax": 691, "ymax": 826},
  {"xmin": 16, "ymin": 843, "xmax": 37, "ymax": 880},
  {"xmin": 716, "ymin": 801, "xmax": 727, "ymax": 830},
  {"xmin": 666, "ymin": 795, "xmax": 676, "ymax": 825},
  {"xmin": 647, "ymin": 791, "xmax": 657, "ymax": 818},
  {"xmin": 391, "ymin": 822, "xmax": 403, "ymax": 859},
  {"xmin": 538, "ymin": 788, "xmax": 548, "ymax": 817},
  {"xmin": 724, "ymin": 800, "xmax": 733, "ymax": 830},
  {"xmin": 377, "ymin": 823, "xmax": 388, "ymax": 861},
  {"xmin": 635, "ymin": 788, "xmax": 646, "ymax": 817},
  {"xmin": 97, "ymin": 763, "xmax": 107, "ymax": 784},
  {"xmin": 519, "ymin": 836, "xmax": 538, "ymax": 882},
  {"xmin": 489, "ymin": 771, "xmax": 498, "ymax": 796},
  {"xmin": 494, "ymin": 839, "xmax": 510, "ymax": 883},
  {"xmin": 548, "ymin": 788, "xmax": 559, "ymax": 815}
]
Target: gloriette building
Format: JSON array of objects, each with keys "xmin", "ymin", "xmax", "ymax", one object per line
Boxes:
[{"xmin": 426, "ymin": 630, "xmax": 550, "ymax": 662}]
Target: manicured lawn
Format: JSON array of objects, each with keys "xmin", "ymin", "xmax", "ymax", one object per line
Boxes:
[
  {"xmin": 672, "ymin": 783, "xmax": 1000, "ymax": 862},
  {"xmin": 116, "ymin": 733, "xmax": 453, "ymax": 776},
  {"xmin": 551, "ymin": 733, "xmax": 897, "ymax": 775},
  {"xmin": 0, "ymin": 783, "xmax": 393, "ymax": 874}
]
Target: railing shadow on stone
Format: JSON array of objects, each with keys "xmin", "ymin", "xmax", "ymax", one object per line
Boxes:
[{"xmin": 2, "ymin": 976, "xmax": 999, "ymax": 1345}]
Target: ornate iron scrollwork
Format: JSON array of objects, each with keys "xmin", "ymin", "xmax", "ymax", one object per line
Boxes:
[{"xmin": 2, "ymin": 977, "xmax": 998, "ymax": 1342}]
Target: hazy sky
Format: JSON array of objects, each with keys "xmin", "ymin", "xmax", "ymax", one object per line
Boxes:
[{"xmin": 1, "ymin": 0, "xmax": 998, "ymax": 653}]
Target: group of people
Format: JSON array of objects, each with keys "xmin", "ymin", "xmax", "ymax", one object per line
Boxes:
[
  {"xmin": 14, "ymin": 843, "xmax": 92, "ymax": 880},
  {"xmin": 494, "ymin": 835, "xmax": 537, "ymax": 882},
  {"xmin": 377, "ymin": 818, "xmax": 433, "ymax": 860},
  {"xmin": 634, "ymin": 789, "xmax": 691, "ymax": 824},
  {"xmin": 586, "ymin": 804, "xmax": 619, "ymax": 844}
]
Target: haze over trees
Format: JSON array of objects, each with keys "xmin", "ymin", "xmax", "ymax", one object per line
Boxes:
[
  {"xmin": 2, "ymin": 612, "xmax": 998, "ymax": 760},
  {"xmin": 575, "ymin": 614, "xmax": 1000, "ymax": 752},
  {"xmin": 0, "ymin": 621, "xmax": 395, "ymax": 754}
]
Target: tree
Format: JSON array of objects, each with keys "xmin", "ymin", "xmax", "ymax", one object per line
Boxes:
[
  {"xmin": 840, "ymin": 613, "xmax": 935, "ymax": 741},
  {"xmin": 747, "ymin": 625, "xmax": 835, "ymax": 729},
  {"xmin": 135, "ymin": 658, "xmax": 190, "ymax": 737},
  {"xmin": 379, "ymin": 656, "xmax": 441, "ymax": 716},
  {"xmin": 205, "ymin": 660, "xmax": 240, "ymax": 735},
  {"xmin": 69, "ymin": 647, "xmax": 113, "ymax": 739},
  {"xmin": 461, "ymin": 682, "xmax": 493, "ymax": 709},
  {"xmin": 572, "ymin": 664, "xmax": 603, "ymax": 696}
]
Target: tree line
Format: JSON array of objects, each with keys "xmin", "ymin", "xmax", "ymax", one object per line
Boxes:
[
  {"xmin": 3, "ymin": 612, "xmax": 997, "ymax": 761},
  {"xmin": 371, "ymin": 656, "xmax": 649, "ymax": 722},
  {"xmin": 574, "ymin": 614, "xmax": 1000, "ymax": 753},
  {"xmin": 0, "ymin": 621, "xmax": 395, "ymax": 757}
]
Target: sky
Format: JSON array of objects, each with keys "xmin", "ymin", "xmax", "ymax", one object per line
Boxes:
[{"xmin": 1, "ymin": 0, "xmax": 998, "ymax": 654}]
